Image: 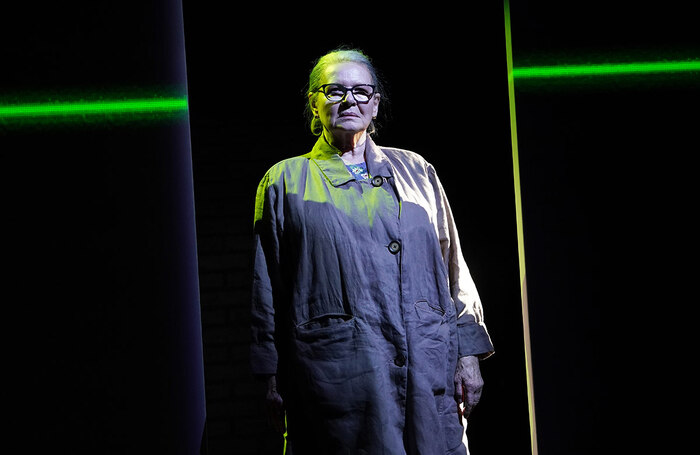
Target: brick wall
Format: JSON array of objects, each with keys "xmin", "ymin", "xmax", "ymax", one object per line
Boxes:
[{"xmin": 191, "ymin": 116, "xmax": 288, "ymax": 455}]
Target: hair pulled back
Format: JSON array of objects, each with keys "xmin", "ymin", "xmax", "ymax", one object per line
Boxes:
[{"xmin": 305, "ymin": 47, "xmax": 386, "ymax": 136}]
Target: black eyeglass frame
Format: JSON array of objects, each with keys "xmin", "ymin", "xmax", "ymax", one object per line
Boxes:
[{"xmin": 315, "ymin": 84, "xmax": 377, "ymax": 103}]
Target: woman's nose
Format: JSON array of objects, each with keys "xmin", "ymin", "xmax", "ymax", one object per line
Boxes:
[{"xmin": 341, "ymin": 91, "xmax": 357, "ymax": 104}]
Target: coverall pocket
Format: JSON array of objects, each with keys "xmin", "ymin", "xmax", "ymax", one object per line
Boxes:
[
  {"xmin": 292, "ymin": 315, "xmax": 384, "ymax": 451},
  {"xmin": 294, "ymin": 315, "xmax": 378, "ymax": 383},
  {"xmin": 414, "ymin": 299, "xmax": 446, "ymax": 319}
]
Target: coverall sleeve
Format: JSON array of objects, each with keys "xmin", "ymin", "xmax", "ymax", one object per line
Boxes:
[
  {"xmin": 250, "ymin": 170, "xmax": 282, "ymax": 376},
  {"xmin": 428, "ymin": 164, "xmax": 494, "ymax": 359}
]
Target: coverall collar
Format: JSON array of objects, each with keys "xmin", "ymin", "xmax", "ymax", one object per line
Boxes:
[{"xmin": 306, "ymin": 135, "xmax": 394, "ymax": 187}]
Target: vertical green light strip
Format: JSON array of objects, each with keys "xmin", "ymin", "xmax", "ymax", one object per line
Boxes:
[{"xmin": 504, "ymin": 1, "xmax": 538, "ymax": 454}]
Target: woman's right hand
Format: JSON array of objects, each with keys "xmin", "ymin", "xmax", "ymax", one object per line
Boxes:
[{"xmin": 266, "ymin": 375, "xmax": 285, "ymax": 434}]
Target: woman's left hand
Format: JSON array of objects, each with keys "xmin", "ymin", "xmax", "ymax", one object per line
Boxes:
[{"xmin": 453, "ymin": 355, "xmax": 484, "ymax": 420}]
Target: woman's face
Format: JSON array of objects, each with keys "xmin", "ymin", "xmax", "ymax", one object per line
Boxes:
[{"xmin": 310, "ymin": 62, "xmax": 380, "ymax": 139}]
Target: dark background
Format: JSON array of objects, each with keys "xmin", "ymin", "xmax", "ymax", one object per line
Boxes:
[
  {"xmin": 3, "ymin": 1, "xmax": 205, "ymax": 453},
  {"xmin": 509, "ymin": 1, "xmax": 697, "ymax": 453},
  {"xmin": 3, "ymin": 0, "xmax": 697, "ymax": 453}
]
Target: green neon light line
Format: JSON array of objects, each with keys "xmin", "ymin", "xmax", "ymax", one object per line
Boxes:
[
  {"xmin": 505, "ymin": 1, "xmax": 539, "ymax": 454},
  {"xmin": 0, "ymin": 97, "xmax": 188, "ymax": 120},
  {"xmin": 513, "ymin": 60, "xmax": 700, "ymax": 79}
]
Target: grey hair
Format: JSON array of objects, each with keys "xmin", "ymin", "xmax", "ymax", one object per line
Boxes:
[{"xmin": 305, "ymin": 47, "xmax": 386, "ymax": 137}]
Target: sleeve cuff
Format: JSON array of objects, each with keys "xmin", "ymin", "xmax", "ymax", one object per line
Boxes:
[
  {"xmin": 457, "ymin": 320, "xmax": 495, "ymax": 359},
  {"xmin": 250, "ymin": 342, "xmax": 278, "ymax": 376}
]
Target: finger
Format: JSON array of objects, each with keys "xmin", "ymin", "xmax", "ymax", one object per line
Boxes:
[
  {"xmin": 266, "ymin": 396, "xmax": 285, "ymax": 434},
  {"xmin": 462, "ymin": 404, "xmax": 473, "ymax": 419},
  {"xmin": 268, "ymin": 407, "xmax": 285, "ymax": 434},
  {"xmin": 463, "ymin": 400, "xmax": 476, "ymax": 419},
  {"xmin": 467, "ymin": 388, "xmax": 482, "ymax": 406},
  {"xmin": 274, "ymin": 410, "xmax": 285, "ymax": 434},
  {"xmin": 463, "ymin": 389, "xmax": 482, "ymax": 418},
  {"xmin": 453, "ymin": 379, "xmax": 464, "ymax": 404}
]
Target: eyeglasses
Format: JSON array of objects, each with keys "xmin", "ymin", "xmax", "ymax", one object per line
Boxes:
[{"xmin": 315, "ymin": 84, "xmax": 376, "ymax": 103}]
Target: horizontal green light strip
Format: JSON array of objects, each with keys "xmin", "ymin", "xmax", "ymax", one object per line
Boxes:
[
  {"xmin": 0, "ymin": 97, "xmax": 188, "ymax": 119},
  {"xmin": 513, "ymin": 60, "xmax": 700, "ymax": 79}
]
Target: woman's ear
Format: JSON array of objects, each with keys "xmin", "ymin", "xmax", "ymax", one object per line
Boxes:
[
  {"xmin": 308, "ymin": 92, "xmax": 319, "ymax": 118},
  {"xmin": 372, "ymin": 93, "xmax": 381, "ymax": 118}
]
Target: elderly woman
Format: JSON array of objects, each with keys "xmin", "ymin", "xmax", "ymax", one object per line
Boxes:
[{"xmin": 250, "ymin": 48, "xmax": 494, "ymax": 454}]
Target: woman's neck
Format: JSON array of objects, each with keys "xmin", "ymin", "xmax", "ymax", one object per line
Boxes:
[{"xmin": 324, "ymin": 130, "xmax": 367, "ymax": 164}]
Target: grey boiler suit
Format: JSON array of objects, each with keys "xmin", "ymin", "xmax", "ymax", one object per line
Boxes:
[{"xmin": 250, "ymin": 136, "xmax": 494, "ymax": 454}]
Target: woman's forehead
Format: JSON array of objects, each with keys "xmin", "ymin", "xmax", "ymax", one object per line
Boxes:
[{"xmin": 322, "ymin": 62, "xmax": 373, "ymax": 85}]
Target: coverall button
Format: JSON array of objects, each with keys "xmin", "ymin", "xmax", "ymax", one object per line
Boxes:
[
  {"xmin": 387, "ymin": 240, "xmax": 401, "ymax": 254},
  {"xmin": 371, "ymin": 176, "xmax": 384, "ymax": 187},
  {"xmin": 394, "ymin": 354, "xmax": 406, "ymax": 367}
]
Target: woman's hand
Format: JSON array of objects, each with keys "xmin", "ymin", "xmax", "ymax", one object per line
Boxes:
[
  {"xmin": 265, "ymin": 375, "xmax": 285, "ymax": 434},
  {"xmin": 453, "ymin": 355, "xmax": 484, "ymax": 420}
]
